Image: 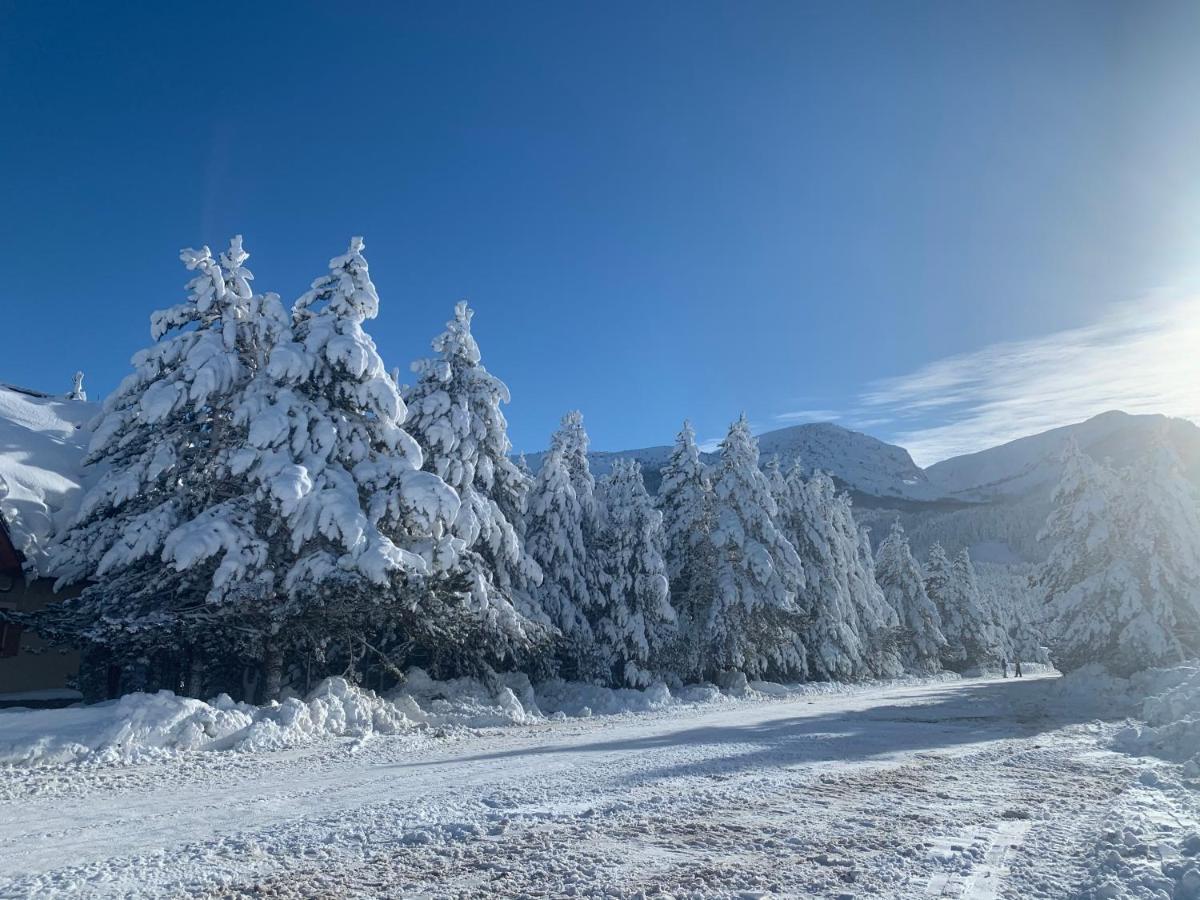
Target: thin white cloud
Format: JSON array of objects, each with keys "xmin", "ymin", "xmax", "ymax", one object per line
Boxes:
[
  {"xmin": 773, "ymin": 409, "xmax": 842, "ymax": 423},
  {"xmin": 860, "ymin": 295, "xmax": 1200, "ymax": 466}
]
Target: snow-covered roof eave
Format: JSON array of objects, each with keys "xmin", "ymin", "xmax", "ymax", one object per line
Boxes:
[{"xmin": 0, "ymin": 383, "xmax": 97, "ymax": 579}]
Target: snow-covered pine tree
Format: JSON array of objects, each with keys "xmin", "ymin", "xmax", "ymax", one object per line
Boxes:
[
  {"xmin": 842, "ymin": 501, "xmax": 904, "ymax": 678},
  {"xmin": 525, "ymin": 413, "xmax": 598, "ymax": 675},
  {"xmin": 698, "ymin": 415, "xmax": 807, "ymax": 680},
  {"xmin": 924, "ymin": 541, "xmax": 1001, "ymax": 672},
  {"xmin": 556, "ymin": 410, "xmax": 596, "ymax": 523},
  {"xmin": 659, "ymin": 421, "xmax": 712, "ymax": 582},
  {"xmin": 591, "ymin": 458, "xmax": 677, "ymax": 686},
  {"xmin": 402, "ymin": 301, "xmax": 545, "ymax": 658},
  {"xmin": 1039, "ymin": 437, "xmax": 1200, "ymax": 673},
  {"xmin": 763, "ymin": 454, "xmax": 787, "ymax": 504},
  {"xmin": 1118, "ymin": 439, "xmax": 1200, "ymax": 663},
  {"xmin": 952, "ymin": 547, "xmax": 1009, "ymax": 667},
  {"xmin": 923, "ymin": 543, "xmax": 965, "ymax": 669},
  {"xmin": 46, "ymin": 237, "xmax": 277, "ymax": 691},
  {"xmin": 657, "ymin": 420, "xmax": 716, "ymax": 679},
  {"xmin": 222, "ymin": 236, "xmax": 498, "ymax": 694},
  {"xmin": 875, "ymin": 520, "xmax": 946, "ymax": 674},
  {"xmin": 777, "ymin": 466, "xmax": 898, "ymax": 680}
]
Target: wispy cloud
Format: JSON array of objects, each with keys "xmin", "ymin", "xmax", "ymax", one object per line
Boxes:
[
  {"xmin": 773, "ymin": 409, "xmax": 841, "ymax": 423},
  {"xmin": 860, "ymin": 295, "xmax": 1200, "ymax": 466}
]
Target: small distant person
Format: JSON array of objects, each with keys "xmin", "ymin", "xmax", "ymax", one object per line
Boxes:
[
  {"xmin": 1014, "ymin": 659, "xmax": 1023, "ymax": 678},
  {"xmin": 1001, "ymin": 659, "xmax": 1008, "ymax": 678}
]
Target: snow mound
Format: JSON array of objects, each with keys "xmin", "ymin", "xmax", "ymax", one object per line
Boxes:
[
  {"xmin": 231, "ymin": 677, "xmax": 416, "ymax": 752},
  {"xmin": 0, "ymin": 677, "xmax": 415, "ymax": 766},
  {"xmin": 395, "ymin": 668, "xmax": 545, "ymax": 728},
  {"xmin": 0, "ymin": 689, "xmax": 255, "ymax": 766},
  {"xmin": 1053, "ymin": 662, "xmax": 1200, "ymax": 773},
  {"xmin": 1046, "ymin": 663, "xmax": 1144, "ymax": 719},
  {"xmin": 0, "ymin": 383, "xmax": 96, "ymax": 574},
  {"xmin": 1113, "ymin": 663, "xmax": 1200, "ymax": 772}
]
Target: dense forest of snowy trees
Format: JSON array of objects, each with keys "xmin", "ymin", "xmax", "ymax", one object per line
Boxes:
[{"xmin": 21, "ymin": 236, "xmax": 1198, "ymax": 702}]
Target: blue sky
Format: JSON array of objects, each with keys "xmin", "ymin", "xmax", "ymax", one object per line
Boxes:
[{"xmin": 3, "ymin": 1, "xmax": 1199, "ymax": 464}]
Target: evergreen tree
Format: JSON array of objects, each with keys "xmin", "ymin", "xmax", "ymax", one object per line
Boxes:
[
  {"xmin": 657, "ymin": 420, "xmax": 717, "ymax": 680},
  {"xmin": 525, "ymin": 413, "xmax": 597, "ymax": 674},
  {"xmin": 556, "ymin": 410, "xmax": 596, "ymax": 521},
  {"xmin": 841, "ymin": 501, "xmax": 904, "ymax": 678},
  {"xmin": 698, "ymin": 416, "xmax": 807, "ymax": 680},
  {"xmin": 228, "ymin": 237, "xmax": 483, "ymax": 692},
  {"xmin": 402, "ymin": 301, "xmax": 545, "ymax": 648},
  {"xmin": 47, "ymin": 237, "xmax": 280, "ymax": 689},
  {"xmin": 1039, "ymin": 438, "xmax": 1200, "ymax": 673},
  {"xmin": 1119, "ymin": 440, "xmax": 1200, "ymax": 663},
  {"xmin": 763, "ymin": 454, "xmax": 787, "ymax": 504},
  {"xmin": 659, "ymin": 421, "xmax": 712, "ymax": 582},
  {"xmin": 778, "ymin": 466, "xmax": 900, "ymax": 680},
  {"xmin": 924, "ymin": 542, "xmax": 1001, "ymax": 672},
  {"xmin": 952, "ymin": 547, "xmax": 1009, "ymax": 667},
  {"xmin": 875, "ymin": 520, "xmax": 946, "ymax": 674},
  {"xmin": 592, "ymin": 459, "xmax": 677, "ymax": 686},
  {"xmin": 923, "ymin": 543, "xmax": 963, "ymax": 668}
]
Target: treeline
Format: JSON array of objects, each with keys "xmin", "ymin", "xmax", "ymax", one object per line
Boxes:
[{"xmin": 29, "ymin": 237, "xmax": 1026, "ymax": 703}]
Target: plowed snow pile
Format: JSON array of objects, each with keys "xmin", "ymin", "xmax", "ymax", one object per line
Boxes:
[
  {"xmin": 1114, "ymin": 663, "xmax": 1200, "ymax": 775},
  {"xmin": 1050, "ymin": 661, "xmax": 1200, "ymax": 773},
  {"xmin": 0, "ymin": 677, "xmax": 415, "ymax": 765}
]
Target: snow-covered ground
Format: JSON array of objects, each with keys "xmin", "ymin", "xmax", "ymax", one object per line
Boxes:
[{"xmin": 3, "ymin": 672, "xmax": 1196, "ymax": 899}]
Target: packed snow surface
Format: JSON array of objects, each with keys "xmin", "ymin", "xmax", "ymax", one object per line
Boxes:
[
  {"xmin": 3, "ymin": 671, "xmax": 1198, "ymax": 898},
  {"xmin": 0, "ymin": 384, "xmax": 95, "ymax": 573}
]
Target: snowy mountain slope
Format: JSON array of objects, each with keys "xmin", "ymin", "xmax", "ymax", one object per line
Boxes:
[
  {"xmin": 0, "ymin": 384, "xmax": 96, "ymax": 575},
  {"xmin": 756, "ymin": 422, "xmax": 940, "ymax": 501},
  {"xmin": 924, "ymin": 411, "xmax": 1200, "ymax": 502},
  {"xmin": 858, "ymin": 412, "xmax": 1200, "ymax": 565},
  {"xmin": 523, "ymin": 421, "xmax": 939, "ymax": 501}
]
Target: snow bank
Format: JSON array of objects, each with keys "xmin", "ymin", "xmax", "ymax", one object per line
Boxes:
[
  {"xmin": 1053, "ymin": 661, "xmax": 1200, "ymax": 773},
  {"xmin": 0, "ymin": 384, "xmax": 96, "ymax": 574},
  {"xmin": 0, "ymin": 677, "xmax": 416, "ymax": 766},
  {"xmin": 1114, "ymin": 663, "xmax": 1200, "ymax": 774}
]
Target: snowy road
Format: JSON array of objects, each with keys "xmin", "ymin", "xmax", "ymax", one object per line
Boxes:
[{"xmin": 0, "ymin": 674, "xmax": 1172, "ymax": 898}]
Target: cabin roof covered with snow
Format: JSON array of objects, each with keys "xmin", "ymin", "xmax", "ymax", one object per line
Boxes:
[{"xmin": 0, "ymin": 383, "xmax": 96, "ymax": 577}]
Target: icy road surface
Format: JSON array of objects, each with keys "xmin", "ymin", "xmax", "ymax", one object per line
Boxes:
[{"xmin": 0, "ymin": 673, "xmax": 1189, "ymax": 898}]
